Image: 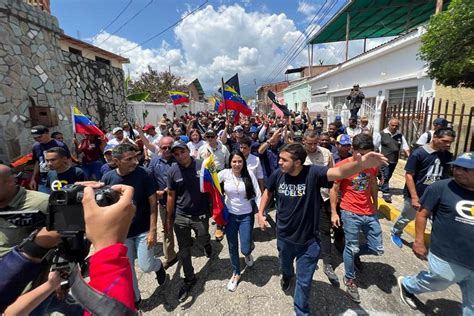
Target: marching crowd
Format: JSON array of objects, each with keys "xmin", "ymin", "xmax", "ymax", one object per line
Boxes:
[{"xmin": 0, "ymin": 105, "xmax": 473, "ymax": 316}]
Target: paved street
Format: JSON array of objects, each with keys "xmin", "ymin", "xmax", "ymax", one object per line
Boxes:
[{"xmin": 135, "ymin": 163, "xmax": 462, "ymax": 315}]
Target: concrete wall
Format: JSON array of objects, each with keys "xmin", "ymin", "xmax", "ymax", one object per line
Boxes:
[{"xmin": 0, "ymin": 0, "xmax": 128, "ymax": 163}]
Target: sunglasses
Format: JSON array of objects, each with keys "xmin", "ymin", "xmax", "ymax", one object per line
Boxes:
[
  {"xmin": 206, "ymin": 135, "xmax": 216, "ymax": 139},
  {"xmin": 160, "ymin": 146, "xmax": 171, "ymax": 150}
]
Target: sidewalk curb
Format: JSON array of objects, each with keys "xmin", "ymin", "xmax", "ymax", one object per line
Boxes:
[{"xmin": 378, "ymin": 198, "xmax": 431, "ymax": 245}]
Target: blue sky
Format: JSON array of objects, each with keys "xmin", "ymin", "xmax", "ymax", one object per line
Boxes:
[{"xmin": 51, "ymin": 0, "xmax": 388, "ymax": 96}]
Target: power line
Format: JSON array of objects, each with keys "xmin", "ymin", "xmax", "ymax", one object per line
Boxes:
[
  {"xmin": 266, "ymin": 0, "xmax": 340, "ymax": 83},
  {"xmin": 264, "ymin": 0, "xmax": 329, "ymax": 82},
  {"xmin": 98, "ymin": 0, "xmax": 133, "ymax": 34},
  {"xmin": 97, "ymin": 0, "xmax": 154, "ymax": 46},
  {"xmin": 119, "ymin": 0, "xmax": 208, "ymax": 54}
]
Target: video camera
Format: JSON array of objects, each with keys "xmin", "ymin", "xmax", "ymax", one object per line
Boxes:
[{"xmin": 47, "ymin": 184, "xmax": 119, "ymax": 263}]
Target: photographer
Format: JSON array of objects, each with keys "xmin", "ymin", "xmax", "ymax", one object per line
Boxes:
[
  {"xmin": 346, "ymin": 84, "xmax": 365, "ymax": 119},
  {"xmin": 1, "ymin": 184, "xmax": 137, "ymax": 314}
]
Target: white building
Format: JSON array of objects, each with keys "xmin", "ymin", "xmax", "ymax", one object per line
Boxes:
[{"xmin": 307, "ymin": 28, "xmax": 433, "ymax": 133}]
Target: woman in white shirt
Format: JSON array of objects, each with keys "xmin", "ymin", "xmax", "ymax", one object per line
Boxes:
[
  {"xmin": 187, "ymin": 128, "xmax": 204, "ymax": 158},
  {"xmin": 218, "ymin": 151, "xmax": 261, "ymax": 292}
]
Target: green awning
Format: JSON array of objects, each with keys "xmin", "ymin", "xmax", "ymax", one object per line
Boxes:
[
  {"xmin": 190, "ymin": 78, "xmax": 205, "ymax": 95},
  {"xmin": 308, "ymin": 0, "xmax": 451, "ymax": 44}
]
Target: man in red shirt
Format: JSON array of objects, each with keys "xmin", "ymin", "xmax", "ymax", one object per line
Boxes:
[{"xmin": 330, "ymin": 133, "xmax": 383, "ymax": 303}]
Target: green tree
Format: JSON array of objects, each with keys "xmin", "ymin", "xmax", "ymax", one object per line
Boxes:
[
  {"xmin": 419, "ymin": 0, "xmax": 474, "ymax": 88},
  {"xmin": 128, "ymin": 66, "xmax": 188, "ymax": 102}
]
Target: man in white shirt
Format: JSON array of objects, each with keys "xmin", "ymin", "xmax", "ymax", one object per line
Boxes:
[
  {"xmin": 239, "ymin": 136, "xmax": 264, "ymax": 192},
  {"xmin": 142, "ymin": 123, "xmax": 161, "ymax": 162},
  {"xmin": 107, "ymin": 127, "xmax": 137, "ymax": 147},
  {"xmin": 346, "ymin": 118, "xmax": 362, "ymax": 140},
  {"xmin": 303, "ymin": 130, "xmax": 339, "ymax": 287}
]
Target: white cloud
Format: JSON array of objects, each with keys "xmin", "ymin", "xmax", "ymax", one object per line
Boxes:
[
  {"xmin": 298, "ymin": 0, "xmax": 316, "ymax": 15},
  {"xmin": 91, "ymin": 4, "xmax": 340, "ymax": 95}
]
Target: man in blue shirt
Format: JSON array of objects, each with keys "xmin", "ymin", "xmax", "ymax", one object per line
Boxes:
[
  {"xmin": 391, "ymin": 128, "xmax": 455, "ymax": 248},
  {"xmin": 101, "ymin": 143, "xmax": 166, "ymax": 307},
  {"xmin": 29, "ymin": 126, "xmax": 70, "ymax": 193},
  {"xmin": 398, "ymin": 152, "xmax": 474, "ymax": 315},
  {"xmin": 148, "ymin": 136, "xmax": 178, "ymax": 270}
]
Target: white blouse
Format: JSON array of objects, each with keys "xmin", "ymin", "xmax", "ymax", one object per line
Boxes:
[{"xmin": 217, "ymin": 169, "xmax": 262, "ymax": 215}]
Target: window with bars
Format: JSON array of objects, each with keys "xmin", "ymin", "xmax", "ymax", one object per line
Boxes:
[{"xmin": 388, "ymin": 87, "xmax": 418, "ymax": 106}]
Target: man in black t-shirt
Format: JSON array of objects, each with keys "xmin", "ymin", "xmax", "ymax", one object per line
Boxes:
[
  {"xmin": 390, "ymin": 128, "xmax": 455, "ymax": 248},
  {"xmin": 398, "ymin": 152, "xmax": 474, "ymax": 314},
  {"xmin": 258, "ymin": 143, "xmax": 387, "ymax": 315},
  {"xmin": 165, "ymin": 141, "xmax": 212, "ymax": 302},
  {"xmin": 101, "ymin": 144, "xmax": 166, "ymax": 307},
  {"xmin": 45, "ymin": 147, "xmax": 87, "ymax": 193}
]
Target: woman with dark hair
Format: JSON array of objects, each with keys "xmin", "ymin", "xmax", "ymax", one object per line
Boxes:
[
  {"xmin": 218, "ymin": 151, "xmax": 261, "ymax": 292},
  {"xmin": 187, "ymin": 128, "xmax": 204, "ymax": 158}
]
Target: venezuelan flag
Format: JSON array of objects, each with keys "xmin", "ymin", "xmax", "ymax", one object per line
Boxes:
[
  {"xmin": 210, "ymin": 96, "xmax": 224, "ymax": 112},
  {"xmin": 72, "ymin": 106, "xmax": 106, "ymax": 137},
  {"xmin": 168, "ymin": 91, "xmax": 190, "ymax": 105},
  {"xmin": 200, "ymin": 154, "xmax": 229, "ymax": 226},
  {"xmin": 223, "ymin": 85, "xmax": 252, "ymax": 116}
]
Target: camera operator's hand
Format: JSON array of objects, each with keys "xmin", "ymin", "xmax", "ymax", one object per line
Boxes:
[{"xmin": 82, "ymin": 185, "xmax": 135, "ymax": 252}]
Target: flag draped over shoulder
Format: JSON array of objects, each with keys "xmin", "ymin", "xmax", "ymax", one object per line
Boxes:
[
  {"xmin": 168, "ymin": 91, "xmax": 190, "ymax": 105},
  {"xmin": 223, "ymin": 85, "xmax": 252, "ymax": 116},
  {"xmin": 72, "ymin": 106, "xmax": 106, "ymax": 137},
  {"xmin": 200, "ymin": 154, "xmax": 229, "ymax": 226},
  {"xmin": 267, "ymin": 90, "xmax": 291, "ymax": 117}
]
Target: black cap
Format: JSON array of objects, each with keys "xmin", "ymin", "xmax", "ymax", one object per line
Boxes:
[
  {"xmin": 31, "ymin": 125, "xmax": 49, "ymax": 135},
  {"xmin": 170, "ymin": 140, "xmax": 188, "ymax": 152}
]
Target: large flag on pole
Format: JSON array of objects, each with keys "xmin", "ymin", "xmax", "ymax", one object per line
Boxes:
[
  {"xmin": 223, "ymin": 85, "xmax": 252, "ymax": 116},
  {"xmin": 72, "ymin": 106, "xmax": 106, "ymax": 137},
  {"xmin": 267, "ymin": 90, "xmax": 291, "ymax": 117},
  {"xmin": 200, "ymin": 154, "xmax": 229, "ymax": 226},
  {"xmin": 218, "ymin": 73, "xmax": 240, "ymax": 95},
  {"xmin": 168, "ymin": 91, "xmax": 190, "ymax": 105},
  {"xmin": 209, "ymin": 96, "xmax": 224, "ymax": 112}
]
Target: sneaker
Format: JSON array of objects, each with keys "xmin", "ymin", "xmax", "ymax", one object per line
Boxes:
[
  {"xmin": 204, "ymin": 244, "xmax": 212, "ymax": 258},
  {"xmin": 280, "ymin": 276, "xmax": 291, "ymax": 292},
  {"xmin": 354, "ymin": 256, "xmax": 363, "ymax": 272},
  {"xmin": 155, "ymin": 265, "xmax": 167, "ymax": 286},
  {"xmin": 162, "ymin": 256, "xmax": 178, "ymax": 270},
  {"xmin": 227, "ymin": 274, "xmax": 240, "ymax": 292},
  {"xmin": 178, "ymin": 277, "xmax": 196, "ymax": 302},
  {"xmin": 244, "ymin": 254, "xmax": 254, "ymax": 267},
  {"xmin": 343, "ymin": 277, "xmax": 361, "ymax": 303},
  {"xmin": 382, "ymin": 193, "xmax": 392, "ymax": 203},
  {"xmin": 323, "ymin": 264, "xmax": 340, "ymax": 287},
  {"xmin": 215, "ymin": 227, "xmax": 225, "ymax": 241},
  {"xmin": 391, "ymin": 234, "xmax": 403, "ymax": 248},
  {"xmin": 397, "ymin": 276, "xmax": 417, "ymax": 309}
]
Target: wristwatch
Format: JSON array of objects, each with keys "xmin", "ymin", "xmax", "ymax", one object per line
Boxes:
[{"xmin": 17, "ymin": 229, "xmax": 55, "ymax": 261}]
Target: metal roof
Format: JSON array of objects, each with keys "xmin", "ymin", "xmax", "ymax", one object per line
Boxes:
[
  {"xmin": 308, "ymin": 0, "xmax": 451, "ymax": 45},
  {"xmin": 189, "ymin": 78, "xmax": 205, "ymax": 95}
]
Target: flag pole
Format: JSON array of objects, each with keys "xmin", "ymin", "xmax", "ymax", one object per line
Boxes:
[{"xmin": 221, "ymin": 77, "xmax": 228, "ymax": 122}]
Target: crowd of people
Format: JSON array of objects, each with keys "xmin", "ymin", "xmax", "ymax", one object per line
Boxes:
[{"xmin": 0, "ymin": 104, "xmax": 473, "ymax": 316}]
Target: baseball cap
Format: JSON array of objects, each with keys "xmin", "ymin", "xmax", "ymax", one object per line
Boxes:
[
  {"xmin": 179, "ymin": 135, "xmax": 190, "ymax": 143},
  {"xmin": 143, "ymin": 123, "xmax": 155, "ymax": 130},
  {"xmin": 448, "ymin": 152, "xmax": 474, "ymax": 169},
  {"xmin": 336, "ymin": 134, "xmax": 351, "ymax": 145},
  {"xmin": 335, "ymin": 115, "xmax": 341, "ymax": 121},
  {"xmin": 433, "ymin": 118, "xmax": 449, "ymax": 127},
  {"xmin": 103, "ymin": 144, "xmax": 115, "ymax": 153},
  {"xmin": 31, "ymin": 125, "xmax": 48, "ymax": 135},
  {"xmin": 233, "ymin": 125, "xmax": 244, "ymax": 132},
  {"xmin": 170, "ymin": 140, "xmax": 188, "ymax": 152},
  {"xmin": 205, "ymin": 129, "xmax": 216, "ymax": 136},
  {"xmin": 249, "ymin": 126, "xmax": 258, "ymax": 133},
  {"xmin": 112, "ymin": 127, "xmax": 123, "ymax": 134}
]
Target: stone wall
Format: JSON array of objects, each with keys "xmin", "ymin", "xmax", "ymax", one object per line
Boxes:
[{"xmin": 0, "ymin": 0, "xmax": 128, "ymax": 163}]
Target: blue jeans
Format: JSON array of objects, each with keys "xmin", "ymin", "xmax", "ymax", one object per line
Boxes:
[
  {"xmin": 403, "ymin": 252, "xmax": 474, "ymax": 316},
  {"xmin": 341, "ymin": 210, "xmax": 384, "ymax": 280},
  {"xmin": 226, "ymin": 212, "xmax": 254, "ymax": 275},
  {"xmin": 125, "ymin": 231, "xmax": 162, "ymax": 301},
  {"xmin": 81, "ymin": 160, "xmax": 103, "ymax": 180},
  {"xmin": 277, "ymin": 238, "xmax": 320, "ymax": 316},
  {"xmin": 391, "ymin": 197, "xmax": 417, "ymax": 237},
  {"xmin": 380, "ymin": 162, "xmax": 397, "ymax": 195}
]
